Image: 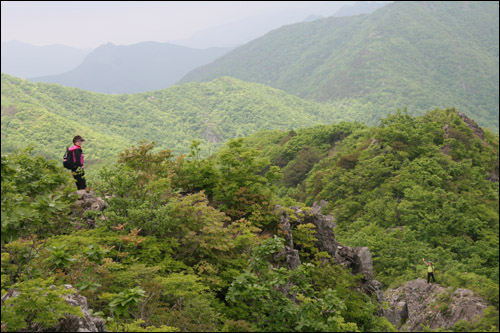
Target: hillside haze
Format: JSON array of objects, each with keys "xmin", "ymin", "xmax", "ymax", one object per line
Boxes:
[
  {"xmin": 174, "ymin": 1, "xmax": 388, "ymax": 49},
  {"xmin": 29, "ymin": 42, "xmax": 232, "ymax": 94},
  {"xmin": 334, "ymin": 1, "xmax": 389, "ymax": 17},
  {"xmin": 1, "ymin": 41, "xmax": 92, "ymax": 78},
  {"xmin": 179, "ymin": 1, "xmax": 499, "ymax": 132}
]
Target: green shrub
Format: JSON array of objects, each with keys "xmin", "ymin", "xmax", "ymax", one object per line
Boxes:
[{"xmin": 1, "ymin": 277, "xmax": 83, "ymax": 332}]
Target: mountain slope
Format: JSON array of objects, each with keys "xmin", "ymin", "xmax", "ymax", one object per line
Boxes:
[
  {"xmin": 242, "ymin": 108, "xmax": 499, "ymax": 305},
  {"xmin": 179, "ymin": 1, "xmax": 499, "ymax": 132},
  {"xmin": 2, "ymin": 89, "xmax": 498, "ymax": 331},
  {"xmin": 1, "ymin": 74, "xmax": 344, "ymax": 167},
  {"xmin": 29, "ymin": 42, "xmax": 232, "ymax": 94}
]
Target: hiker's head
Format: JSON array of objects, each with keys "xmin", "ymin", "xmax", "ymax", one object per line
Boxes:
[{"xmin": 73, "ymin": 135, "xmax": 85, "ymax": 146}]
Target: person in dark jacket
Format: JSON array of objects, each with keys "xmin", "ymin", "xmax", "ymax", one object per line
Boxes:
[{"xmin": 69, "ymin": 135, "xmax": 87, "ymax": 190}]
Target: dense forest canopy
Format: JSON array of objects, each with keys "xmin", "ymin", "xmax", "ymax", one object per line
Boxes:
[
  {"xmin": 180, "ymin": 1, "xmax": 499, "ymax": 132},
  {"xmin": 243, "ymin": 109, "xmax": 499, "ymax": 291}
]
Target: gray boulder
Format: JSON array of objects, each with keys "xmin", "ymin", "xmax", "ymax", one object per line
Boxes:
[
  {"xmin": 384, "ymin": 278, "xmax": 488, "ymax": 331},
  {"xmin": 71, "ymin": 190, "xmax": 107, "ymax": 228}
]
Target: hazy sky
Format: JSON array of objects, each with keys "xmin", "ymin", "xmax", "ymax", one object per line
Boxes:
[{"xmin": 1, "ymin": 1, "xmax": 354, "ymax": 49}]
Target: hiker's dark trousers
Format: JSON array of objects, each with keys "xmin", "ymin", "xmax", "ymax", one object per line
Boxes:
[
  {"xmin": 72, "ymin": 170, "xmax": 87, "ymax": 190},
  {"xmin": 427, "ymin": 272, "xmax": 435, "ymax": 283}
]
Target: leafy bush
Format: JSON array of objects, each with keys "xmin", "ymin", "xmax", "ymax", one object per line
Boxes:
[
  {"xmin": 1, "ymin": 148, "xmax": 74, "ymax": 243},
  {"xmin": 1, "ymin": 278, "xmax": 83, "ymax": 332}
]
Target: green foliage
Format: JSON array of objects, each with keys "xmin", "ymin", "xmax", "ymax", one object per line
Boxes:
[
  {"xmin": 45, "ymin": 244, "xmax": 77, "ymax": 269},
  {"xmin": 1, "ymin": 148, "xmax": 74, "ymax": 243},
  {"xmin": 172, "ymin": 140, "xmax": 219, "ymax": 196},
  {"xmin": 283, "ymin": 146, "xmax": 322, "ymax": 187},
  {"xmin": 243, "ymin": 108, "xmax": 498, "ymax": 317},
  {"xmin": 310, "ymin": 262, "xmax": 396, "ymax": 332},
  {"xmin": 1, "ymin": 278, "xmax": 83, "ymax": 332},
  {"xmin": 97, "ymin": 146, "xmax": 235, "ymax": 265},
  {"xmin": 152, "ymin": 273, "xmax": 224, "ymax": 332},
  {"xmin": 291, "ymin": 223, "xmax": 319, "ymax": 262},
  {"xmin": 94, "ymin": 140, "xmax": 265, "ymax": 297},
  {"xmin": 83, "ymin": 243, "xmax": 110, "ymax": 264},
  {"xmin": 226, "ymin": 236, "xmax": 367, "ymax": 332},
  {"xmin": 77, "ymin": 280, "xmax": 102, "ymax": 293},
  {"xmin": 109, "ymin": 286, "xmax": 145, "ymax": 318},
  {"xmin": 2, "ymin": 238, "xmax": 42, "ymax": 286},
  {"xmin": 243, "ymin": 122, "xmax": 363, "ymax": 200},
  {"xmin": 439, "ymin": 269, "xmax": 499, "ymax": 308},
  {"xmin": 154, "ymin": 273, "xmax": 209, "ymax": 302},
  {"xmin": 117, "ymin": 319, "xmax": 180, "ymax": 332},
  {"xmin": 252, "ymin": 109, "xmax": 499, "ymax": 313},
  {"xmin": 212, "ymin": 138, "xmax": 282, "ymax": 227}
]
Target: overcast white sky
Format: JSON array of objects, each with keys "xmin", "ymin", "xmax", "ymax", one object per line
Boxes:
[{"xmin": 1, "ymin": 1, "xmax": 355, "ymax": 49}]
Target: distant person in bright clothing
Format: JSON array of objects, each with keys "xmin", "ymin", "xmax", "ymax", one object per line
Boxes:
[
  {"xmin": 422, "ymin": 258, "xmax": 435, "ymax": 284},
  {"xmin": 68, "ymin": 135, "xmax": 87, "ymax": 191}
]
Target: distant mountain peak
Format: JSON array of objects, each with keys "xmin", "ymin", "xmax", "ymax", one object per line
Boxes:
[
  {"xmin": 1, "ymin": 41, "xmax": 92, "ymax": 78},
  {"xmin": 27, "ymin": 41, "xmax": 232, "ymax": 94}
]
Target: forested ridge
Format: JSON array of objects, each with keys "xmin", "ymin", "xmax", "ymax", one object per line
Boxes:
[
  {"xmin": 1, "ymin": 73, "xmax": 345, "ymax": 174},
  {"xmin": 2, "ymin": 108, "xmax": 498, "ymax": 332},
  {"xmin": 180, "ymin": 1, "xmax": 499, "ymax": 132},
  {"xmin": 243, "ymin": 109, "xmax": 499, "ymax": 289}
]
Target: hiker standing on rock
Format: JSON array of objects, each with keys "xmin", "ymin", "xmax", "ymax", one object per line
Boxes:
[
  {"xmin": 422, "ymin": 258, "xmax": 435, "ymax": 284},
  {"xmin": 64, "ymin": 135, "xmax": 87, "ymax": 191}
]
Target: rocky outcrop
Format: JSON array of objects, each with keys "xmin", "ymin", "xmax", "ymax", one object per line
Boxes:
[
  {"xmin": 1, "ymin": 284, "xmax": 106, "ymax": 332},
  {"xmin": 384, "ymin": 278, "xmax": 488, "ymax": 331},
  {"xmin": 275, "ymin": 209, "xmax": 302, "ymax": 270},
  {"xmin": 456, "ymin": 111, "xmax": 485, "ymax": 143},
  {"xmin": 276, "ymin": 201, "xmax": 384, "ymax": 301},
  {"xmin": 71, "ymin": 190, "xmax": 107, "ymax": 228},
  {"xmin": 441, "ymin": 110, "xmax": 498, "ymax": 182},
  {"xmin": 275, "ymin": 202, "xmax": 489, "ymax": 330},
  {"xmin": 53, "ymin": 285, "xmax": 107, "ymax": 332},
  {"xmin": 335, "ymin": 245, "xmax": 384, "ymax": 300},
  {"xmin": 74, "ymin": 190, "xmax": 107, "ymax": 211}
]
